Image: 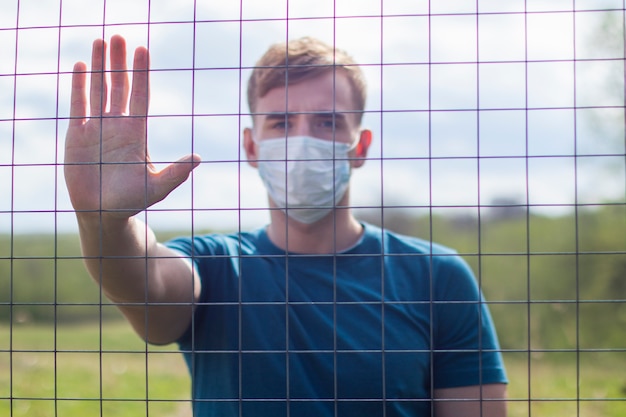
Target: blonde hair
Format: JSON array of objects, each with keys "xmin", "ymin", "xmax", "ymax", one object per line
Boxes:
[{"xmin": 247, "ymin": 37, "xmax": 367, "ymax": 124}]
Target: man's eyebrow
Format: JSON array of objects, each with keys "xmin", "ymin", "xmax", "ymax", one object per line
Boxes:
[
  {"xmin": 262, "ymin": 113, "xmax": 290, "ymax": 121},
  {"xmin": 315, "ymin": 112, "xmax": 347, "ymax": 121},
  {"xmin": 258, "ymin": 111, "xmax": 349, "ymax": 119}
]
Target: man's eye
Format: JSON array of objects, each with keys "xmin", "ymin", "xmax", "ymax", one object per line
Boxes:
[{"xmin": 319, "ymin": 119, "xmax": 336, "ymax": 129}]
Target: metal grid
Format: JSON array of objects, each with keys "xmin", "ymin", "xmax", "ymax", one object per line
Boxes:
[{"xmin": 1, "ymin": 0, "xmax": 625, "ymax": 416}]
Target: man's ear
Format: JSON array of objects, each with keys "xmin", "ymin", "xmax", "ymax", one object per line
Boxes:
[
  {"xmin": 243, "ymin": 127, "xmax": 258, "ymax": 168},
  {"xmin": 351, "ymin": 129, "xmax": 372, "ymax": 168}
]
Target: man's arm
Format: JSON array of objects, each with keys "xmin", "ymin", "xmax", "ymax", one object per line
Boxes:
[
  {"xmin": 64, "ymin": 35, "xmax": 201, "ymax": 345},
  {"xmin": 76, "ymin": 215, "xmax": 200, "ymax": 345},
  {"xmin": 434, "ymin": 384, "xmax": 507, "ymax": 417}
]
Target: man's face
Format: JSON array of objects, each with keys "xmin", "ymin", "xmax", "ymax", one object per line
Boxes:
[{"xmin": 251, "ymin": 71, "xmax": 361, "ymax": 144}]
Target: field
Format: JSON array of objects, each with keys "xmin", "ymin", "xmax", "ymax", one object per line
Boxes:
[
  {"xmin": 1, "ymin": 321, "xmax": 191, "ymax": 417},
  {"xmin": 1, "ymin": 320, "xmax": 624, "ymax": 417}
]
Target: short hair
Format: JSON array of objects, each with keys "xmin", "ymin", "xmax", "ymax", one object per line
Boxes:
[{"xmin": 247, "ymin": 37, "xmax": 367, "ymax": 124}]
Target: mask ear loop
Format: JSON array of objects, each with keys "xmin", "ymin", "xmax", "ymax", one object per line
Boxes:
[
  {"xmin": 347, "ymin": 137, "xmax": 359, "ymax": 152},
  {"xmin": 341, "ymin": 136, "xmax": 360, "ymax": 161},
  {"xmin": 251, "ymin": 134, "xmax": 258, "ymax": 145}
]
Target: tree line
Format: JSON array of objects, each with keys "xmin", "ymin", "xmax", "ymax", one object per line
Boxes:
[{"xmin": 1, "ymin": 203, "xmax": 624, "ymax": 350}]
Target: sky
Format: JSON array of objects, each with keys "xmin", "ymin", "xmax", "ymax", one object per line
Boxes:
[{"xmin": 0, "ymin": 0, "xmax": 624, "ymax": 234}]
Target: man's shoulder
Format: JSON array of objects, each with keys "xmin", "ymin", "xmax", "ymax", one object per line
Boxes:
[
  {"xmin": 165, "ymin": 227, "xmax": 269, "ymax": 256},
  {"xmin": 361, "ymin": 222, "xmax": 472, "ymax": 280}
]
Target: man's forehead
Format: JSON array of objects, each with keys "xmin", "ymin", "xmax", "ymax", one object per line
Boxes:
[{"xmin": 253, "ymin": 71, "xmax": 358, "ymax": 113}]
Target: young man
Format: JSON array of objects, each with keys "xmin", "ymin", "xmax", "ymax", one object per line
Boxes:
[{"xmin": 65, "ymin": 34, "xmax": 507, "ymax": 416}]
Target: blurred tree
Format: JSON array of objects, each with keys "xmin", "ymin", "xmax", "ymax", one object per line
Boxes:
[
  {"xmin": 577, "ymin": 9, "xmax": 625, "ymax": 207},
  {"xmin": 586, "ymin": 10, "xmax": 624, "ymax": 148}
]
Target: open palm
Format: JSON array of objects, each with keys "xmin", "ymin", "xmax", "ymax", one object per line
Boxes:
[{"xmin": 64, "ymin": 35, "xmax": 200, "ymax": 219}]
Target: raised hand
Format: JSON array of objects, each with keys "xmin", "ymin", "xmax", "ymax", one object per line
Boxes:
[{"xmin": 64, "ymin": 35, "xmax": 200, "ymax": 219}]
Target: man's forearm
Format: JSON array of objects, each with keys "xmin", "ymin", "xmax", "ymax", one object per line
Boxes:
[
  {"xmin": 434, "ymin": 384, "xmax": 507, "ymax": 417},
  {"xmin": 76, "ymin": 214, "xmax": 162, "ymax": 304}
]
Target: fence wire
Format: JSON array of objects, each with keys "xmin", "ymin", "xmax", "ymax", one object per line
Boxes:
[{"xmin": 1, "ymin": 1, "xmax": 625, "ymax": 417}]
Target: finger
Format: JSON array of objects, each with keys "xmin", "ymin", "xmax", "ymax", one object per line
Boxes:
[
  {"xmin": 109, "ymin": 35, "xmax": 130, "ymax": 115},
  {"xmin": 69, "ymin": 61, "xmax": 88, "ymax": 127},
  {"xmin": 149, "ymin": 154, "xmax": 201, "ymax": 204},
  {"xmin": 129, "ymin": 46, "xmax": 150, "ymax": 117},
  {"xmin": 90, "ymin": 39, "xmax": 107, "ymax": 116}
]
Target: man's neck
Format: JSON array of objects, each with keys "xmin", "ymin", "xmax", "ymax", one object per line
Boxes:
[{"xmin": 266, "ymin": 209, "xmax": 364, "ymax": 254}]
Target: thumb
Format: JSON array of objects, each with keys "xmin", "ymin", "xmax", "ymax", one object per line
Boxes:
[{"xmin": 150, "ymin": 154, "xmax": 201, "ymax": 203}]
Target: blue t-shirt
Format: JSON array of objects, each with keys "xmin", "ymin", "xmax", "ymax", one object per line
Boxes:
[{"xmin": 166, "ymin": 223, "xmax": 507, "ymax": 417}]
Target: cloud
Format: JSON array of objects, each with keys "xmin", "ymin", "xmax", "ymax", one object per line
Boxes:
[{"xmin": 1, "ymin": 1, "xmax": 623, "ymax": 233}]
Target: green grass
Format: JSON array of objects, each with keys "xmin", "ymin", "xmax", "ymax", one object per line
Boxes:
[
  {"xmin": 504, "ymin": 352, "xmax": 626, "ymax": 417},
  {"xmin": 1, "ymin": 321, "xmax": 625, "ymax": 417},
  {"xmin": 1, "ymin": 320, "xmax": 191, "ymax": 417}
]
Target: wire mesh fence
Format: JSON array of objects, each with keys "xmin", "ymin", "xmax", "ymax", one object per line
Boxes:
[{"xmin": 1, "ymin": 0, "xmax": 625, "ymax": 416}]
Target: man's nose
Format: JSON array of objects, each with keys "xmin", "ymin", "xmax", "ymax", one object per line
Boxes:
[{"xmin": 290, "ymin": 116, "xmax": 313, "ymax": 137}]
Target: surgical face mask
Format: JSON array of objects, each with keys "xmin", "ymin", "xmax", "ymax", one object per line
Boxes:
[{"xmin": 256, "ymin": 135, "xmax": 357, "ymax": 224}]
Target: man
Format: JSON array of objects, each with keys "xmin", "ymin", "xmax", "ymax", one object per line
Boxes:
[{"xmin": 65, "ymin": 34, "xmax": 507, "ymax": 416}]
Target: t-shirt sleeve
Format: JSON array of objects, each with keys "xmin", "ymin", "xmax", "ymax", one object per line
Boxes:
[
  {"xmin": 431, "ymin": 254, "xmax": 508, "ymax": 389},
  {"xmin": 165, "ymin": 236, "xmax": 201, "ymax": 272},
  {"xmin": 165, "ymin": 233, "xmax": 248, "ymax": 349},
  {"xmin": 164, "ymin": 235, "xmax": 221, "ymax": 346}
]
